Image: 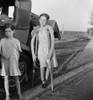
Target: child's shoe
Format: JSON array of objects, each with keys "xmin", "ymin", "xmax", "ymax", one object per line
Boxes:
[
  {"xmin": 41, "ymin": 80, "xmax": 46, "ymax": 88},
  {"xmin": 41, "ymin": 80, "xmax": 48, "ymax": 88}
]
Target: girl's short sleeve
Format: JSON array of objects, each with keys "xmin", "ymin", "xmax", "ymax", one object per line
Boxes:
[{"xmin": 17, "ymin": 40, "xmax": 22, "ymax": 52}]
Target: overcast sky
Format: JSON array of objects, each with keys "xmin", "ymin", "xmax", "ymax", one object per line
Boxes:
[{"xmin": 32, "ymin": 0, "xmax": 93, "ymax": 31}]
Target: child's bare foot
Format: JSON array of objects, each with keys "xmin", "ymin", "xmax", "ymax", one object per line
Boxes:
[{"xmin": 5, "ymin": 96, "xmax": 11, "ymax": 100}]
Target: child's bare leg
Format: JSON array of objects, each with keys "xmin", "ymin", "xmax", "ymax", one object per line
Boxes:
[
  {"xmin": 45, "ymin": 60, "xmax": 51, "ymax": 81},
  {"xmin": 15, "ymin": 76, "xmax": 23, "ymax": 99},
  {"xmin": 4, "ymin": 76, "xmax": 10, "ymax": 100},
  {"xmin": 45, "ymin": 67, "xmax": 50, "ymax": 81},
  {"xmin": 40, "ymin": 67, "xmax": 45, "ymax": 82}
]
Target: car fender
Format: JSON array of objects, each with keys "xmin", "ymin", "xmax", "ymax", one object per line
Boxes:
[{"xmin": 20, "ymin": 43, "xmax": 30, "ymax": 52}]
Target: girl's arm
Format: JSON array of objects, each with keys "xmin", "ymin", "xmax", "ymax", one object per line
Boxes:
[
  {"xmin": 31, "ymin": 33, "xmax": 36, "ymax": 61},
  {"xmin": 47, "ymin": 25, "xmax": 55, "ymax": 59},
  {"xmin": 17, "ymin": 40, "xmax": 22, "ymax": 52},
  {"xmin": 31, "ymin": 26, "xmax": 40, "ymax": 61},
  {"xmin": 0, "ymin": 39, "xmax": 7, "ymax": 59}
]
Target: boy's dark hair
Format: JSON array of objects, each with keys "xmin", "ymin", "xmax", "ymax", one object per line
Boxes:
[
  {"xmin": 4, "ymin": 23, "xmax": 15, "ymax": 31},
  {"xmin": 39, "ymin": 13, "xmax": 50, "ymax": 20}
]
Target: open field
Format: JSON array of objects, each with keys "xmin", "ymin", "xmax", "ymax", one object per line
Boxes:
[{"xmin": 59, "ymin": 31, "xmax": 90, "ymax": 42}]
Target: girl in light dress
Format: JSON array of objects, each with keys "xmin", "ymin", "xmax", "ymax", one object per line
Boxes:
[
  {"xmin": 31, "ymin": 13, "xmax": 58, "ymax": 88},
  {"xmin": 0, "ymin": 23, "xmax": 24, "ymax": 100}
]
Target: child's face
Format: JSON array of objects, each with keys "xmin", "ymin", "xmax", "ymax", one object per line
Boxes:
[
  {"xmin": 5, "ymin": 28, "xmax": 14, "ymax": 38},
  {"xmin": 39, "ymin": 16, "xmax": 47, "ymax": 27}
]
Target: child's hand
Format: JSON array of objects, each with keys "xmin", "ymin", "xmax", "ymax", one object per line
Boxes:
[
  {"xmin": 32, "ymin": 54, "xmax": 36, "ymax": 62},
  {"xmin": 46, "ymin": 53, "xmax": 52, "ymax": 60},
  {"xmin": 45, "ymin": 54, "xmax": 50, "ymax": 63}
]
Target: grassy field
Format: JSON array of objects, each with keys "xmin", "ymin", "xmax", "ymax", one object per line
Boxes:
[{"xmin": 59, "ymin": 31, "xmax": 90, "ymax": 42}]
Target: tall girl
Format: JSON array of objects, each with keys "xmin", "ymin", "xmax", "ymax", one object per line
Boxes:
[{"xmin": 31, "ymin": 13, "xmax": 58, "ymax": 88}]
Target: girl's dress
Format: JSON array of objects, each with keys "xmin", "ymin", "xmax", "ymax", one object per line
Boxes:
[
  {"xmin": 37, "ymin": 26, "xmax": 58, "ymax": 68},
  {"xmin": 0, "ymin": 37, "xmax": 22, "ymax": 76}
]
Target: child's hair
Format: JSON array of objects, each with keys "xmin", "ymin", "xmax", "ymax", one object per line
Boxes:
[
  {"xmin": 4, "ymin": 23, "xmax": 15, "ymax": 31},
  {"xmin": 39, "ymin": 13, "xmax": 50, "ymax": 20}
]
